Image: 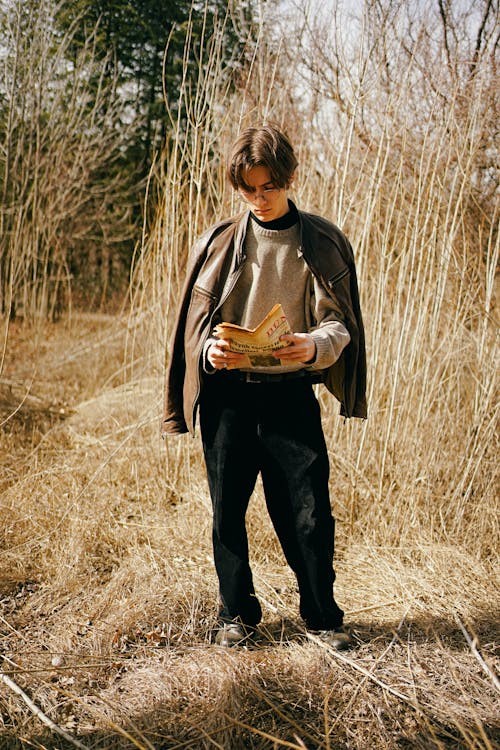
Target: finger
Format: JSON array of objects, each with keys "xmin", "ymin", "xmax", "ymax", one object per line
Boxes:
[
  {"xmin": 215, "ymin": 337, "xmax": 232, "ymax": 350},
  {"xmin": 216, "ymin": 349, "xmax": 240, "ymax": 368}
]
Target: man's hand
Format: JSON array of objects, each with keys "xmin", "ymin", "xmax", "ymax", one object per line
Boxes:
[
  {"xmin": 275, "ymin": 333, "xmax": 316, "ymax": 363},
  {"xmin": 207, "ymin": 338, "xmax": 247, "ymax": 370}
]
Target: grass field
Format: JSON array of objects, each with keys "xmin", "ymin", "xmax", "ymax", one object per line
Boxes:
[
  {"xmin": 0, "ymin": 305, "xmax": 497, "ymax": 749},
  {"xmin": 0, "ymin": 3, "xmax": 498, "ymax": 746}
]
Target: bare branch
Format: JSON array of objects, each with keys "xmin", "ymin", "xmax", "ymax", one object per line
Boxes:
[{"xmin": 0, "ymin": 666, "xmax": 89, "ymax": 750}]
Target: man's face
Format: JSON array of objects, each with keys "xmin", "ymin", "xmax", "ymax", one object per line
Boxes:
[{"xmin": 239, "ymin": 165, "xmax": 291, "ymax": 222}]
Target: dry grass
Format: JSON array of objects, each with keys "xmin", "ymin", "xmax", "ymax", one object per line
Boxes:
[
  {"xmin": 0, "ymin": 314, "xmax": 498, "ymax": 749},
  {"xmin": 1, "ymin": 1, "xmax": 499, "ymax": 748}
]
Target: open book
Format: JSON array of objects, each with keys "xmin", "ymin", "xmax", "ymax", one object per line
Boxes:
[{"xmin": 213, "ymin": 303, "xmax": 292, "ymax": 369}]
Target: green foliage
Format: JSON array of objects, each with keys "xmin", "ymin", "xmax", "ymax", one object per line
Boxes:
[
  {"xmin": 0, "ymin": 0, "xmax": 139, "ymax": 317},
  {"xmin": 0, "ymin": 0, "xmax": 256, "ymax": 318},
  {"xmin": 55, "ymin": 0, "xmax": 252, "ymax": 168}
]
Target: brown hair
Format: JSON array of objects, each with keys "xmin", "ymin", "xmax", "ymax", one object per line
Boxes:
[{"xmin": 227, "ymin": 124, "xmax": 298, "ymax": 192}]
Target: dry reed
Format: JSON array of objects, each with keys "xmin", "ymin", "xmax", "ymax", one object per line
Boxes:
[{"xmin": 0, "ymin": 1, "xmax": 498, "ymax": 748}]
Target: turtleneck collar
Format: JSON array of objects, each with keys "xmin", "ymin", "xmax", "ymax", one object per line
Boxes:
[{"xmin": 250, "ymin": 200, "xmax": 298, "ymax": 231}]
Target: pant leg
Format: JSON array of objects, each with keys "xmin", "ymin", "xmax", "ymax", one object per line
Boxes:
[
  {"xmin": 199, "ymin": 376, "xmax": 262, "ymax": 627},
  {"xmin": 258, "ymin": 381, "xmax": 344, "ymax": 630}
]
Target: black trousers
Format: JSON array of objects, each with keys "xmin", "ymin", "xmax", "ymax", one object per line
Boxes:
[{"xmin": 199, "ymin": 372, "xmax": 344, "ymax": 630}]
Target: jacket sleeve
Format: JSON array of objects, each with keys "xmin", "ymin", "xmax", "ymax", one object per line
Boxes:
[
  {"xmin": 161, "ymin": 234, "xmax": 211, "ymax": 435},
  {"xmin": 302, "ymin": 214, "xmax": 367, "ymax": 419},
  {"xmin": 307, "ymin": 276, "xmax": 351, "ymax": 370},
  {"xmin": 325, "ymin": 237, "xmax": 367, "ymax": 419}
]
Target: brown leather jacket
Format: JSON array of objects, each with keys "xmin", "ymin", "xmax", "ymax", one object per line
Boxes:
[{"xmin": 163, "ymin": 204, "xmax": 367, "ymax": 435}]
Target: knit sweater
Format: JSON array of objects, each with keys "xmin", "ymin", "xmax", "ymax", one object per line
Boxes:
[{"xmin": 214, "ymin": 216, "xmax": 350, "ymax": 374}]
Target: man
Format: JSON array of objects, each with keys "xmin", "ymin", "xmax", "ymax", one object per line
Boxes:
[{"xmin": 163, "ymin": 124, "xmax": 367, "ymax": 650}]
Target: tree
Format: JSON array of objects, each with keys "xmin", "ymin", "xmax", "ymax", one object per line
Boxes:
[
  {"xmin": 0, "ymin": 0, "xmax": 135, "ymax": 319},
  {"xmin": 55, "ymin": 0, "xmax": 252, "ymax": 172},
  {"xmin": 0, "ymin": 0, "xmax": 256, "ymax": 319}
]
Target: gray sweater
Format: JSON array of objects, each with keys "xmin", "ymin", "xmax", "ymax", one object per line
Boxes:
[{"xmin": 209, "ymin": 218, "xmax": 350, "ymax": 374}]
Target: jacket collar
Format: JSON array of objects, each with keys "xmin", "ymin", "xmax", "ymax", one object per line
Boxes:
[{"xmin": 234, "ymin": 210, "xmax": 250, "ymax": 263}]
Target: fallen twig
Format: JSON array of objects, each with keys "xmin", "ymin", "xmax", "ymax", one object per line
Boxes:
[
  {"xmin": 454, "ymin": 613, "xmax": 500, "ymax": 693},
  {"xmin": 306, "ymin": 632, "xmax": 415, "ymax": 705},
  {"xmin": 0, "ymin": 669, "xmax": 89, "ymax": 750},
  {"xmin": 348, "ymin": 598, "xmax": 405, "ymax": 615}
]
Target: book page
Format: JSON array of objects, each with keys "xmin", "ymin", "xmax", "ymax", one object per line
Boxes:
[{"xmin": 214, "ymin": 303, "xmax": 292, "ymax": 369}]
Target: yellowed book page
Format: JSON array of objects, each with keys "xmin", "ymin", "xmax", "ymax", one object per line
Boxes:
[{"xmin": 214, "ymin": 303, "xmax": 292, "ymax": 369}]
